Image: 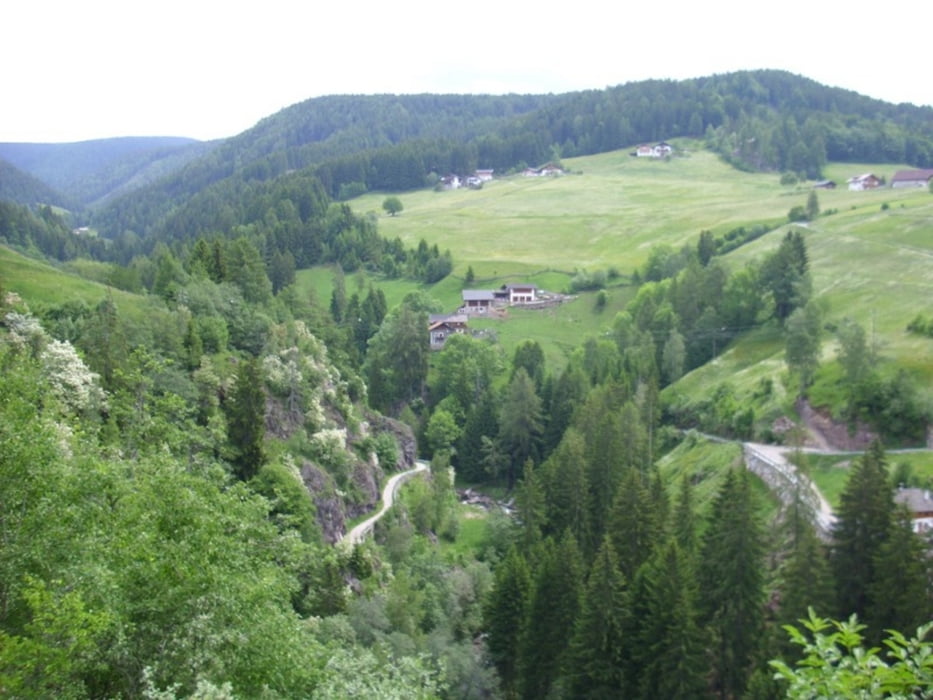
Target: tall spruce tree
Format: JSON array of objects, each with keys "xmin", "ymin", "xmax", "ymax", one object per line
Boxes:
[
  {"xmin": 831, "ymin": 439, "xmax": 894, "ymax": 623},
  {"xmin": 483, "ymin": 546, "xmax": 532, "ymax": 694},
  {"xmin": 631, "ymin": 538, "xmax": 709, "ymax": 699},
  {"xmin": 224, "ymin": 357, "xmax": 266, "ymax": 481},
  {"xmin": 565, "ymin": 536, "xmax": 630, "ymax": 698},
  {"xmin": 498, "ymin": 368, "xmax": 543, "ymax": 488},
  {"xmin": 866, "ymin": 508, "xmax": 932, "ymax": 643},
  {"xmin": 698, "ymin": 468, "xmax": 766, "ymax": 699},
  {"xmin": 539, "ymin": 427, "xmax": 590, "ymax": 548},
  {"xmin": 608, "ymin": 468, "xmax": 661, "ymax": 580},
  {"xmin": 456, "ymin": 391, "xmax": 499, "ymax": 483},
  {"xmin": 518, "ymin": 533, "xmax": 584, "ymax": 700},
  {"xmin": 774, "ymin": 520, "xmax": 835, "ymax": 660}
]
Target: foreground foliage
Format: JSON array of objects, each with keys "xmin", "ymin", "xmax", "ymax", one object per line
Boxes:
[{"xmin": 771, "ymin": 610, "xmax": 933, "ymax": 698}]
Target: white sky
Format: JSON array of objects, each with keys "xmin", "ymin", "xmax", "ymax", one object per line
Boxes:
[{"xmin": 3, "ymin": 0, "xmax": 931, "ymax": 143}]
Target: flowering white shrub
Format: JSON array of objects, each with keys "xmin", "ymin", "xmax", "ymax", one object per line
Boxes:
[
  {"xmin": 4, "ymin": 311, "xmax": 46, "ymax": 352},
  {"xmin": 309, "ymin": 428, "xmax": 347, "ymax": 462},
  {"xmin": 40, "ymin": 339, "xmax": 106, "ymax": 415},
  {"xmin": 262, "ymin": 352, "xmax": 303, "ymax": 399}
]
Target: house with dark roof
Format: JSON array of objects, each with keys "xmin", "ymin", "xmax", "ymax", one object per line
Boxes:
[
  {"xmin": 460, "ymin": 290, "xmax": 496, "ymax": 313},
  {"xmin": 429, "ymin": 314, "xmax": 467, "ymax": 349},
  {"xmin": 894, "ymin": 487, "xmax": 933, "ymax": 532},
  {"xmin": 891, "ymin": 169, "xmax": 933, "ymax": 188}
]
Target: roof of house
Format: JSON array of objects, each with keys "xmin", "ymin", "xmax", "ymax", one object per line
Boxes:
[
  {"xmin": 504, "ymin": 283, "xmax": 537, "ymax": 291},
  {"xmin": 848, "ymin": 173, "xmax": 878, "ymax": 182},
  {"xmin": 462, "ymin": 290, "xmax": 496, "ymax": 301},
  {"xmin": 429, "ymin": 313, "xmax": 467, "ymax": 326},
  {"xmin": 894, "ymin": 487, "xmax": 933, "ymax": 514},
  {"xmin": 892, "ymin": 169, "xmax": 933, "ymax": 182}
]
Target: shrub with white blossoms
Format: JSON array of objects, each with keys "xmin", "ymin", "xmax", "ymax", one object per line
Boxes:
[
  {"xmin": 309, "ymin": 428, "xmax": 348, "ymax": 464},
  {"xmin": 40, "ymin": 339, "xmax": 106, "ymax": 415},
  {"xmin": 4, "ymin": 311, "xmax": 47, "ymax": 353},
  {"xmin": 262, "ymin": 351, "xmax": 303, "ymax": 399}
]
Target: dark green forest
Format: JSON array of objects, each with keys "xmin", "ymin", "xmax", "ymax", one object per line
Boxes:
[{"xmin": 2, "ymin": 69, "xmax": 933, "ymax": 697}]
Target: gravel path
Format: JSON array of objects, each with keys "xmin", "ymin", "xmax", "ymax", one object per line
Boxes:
[{"xmin": 341, "ymin": 461, "xmax": 429, "ymax": 546}]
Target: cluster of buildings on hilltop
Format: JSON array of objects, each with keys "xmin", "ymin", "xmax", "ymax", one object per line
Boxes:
[
  {"xmin": 630, "ymin": 142, "xmax": 674, "ymax": 158},
  {"xmin": 438, "ymin": 169, "xmax": 495, "ymax": 191},
  {"xmin": 427, "ymin": 283, "xmax": 542, "ymax": 350},
  {"xmin": 813, "ymin": 169, "xmax": 933, "ymax": 191}
]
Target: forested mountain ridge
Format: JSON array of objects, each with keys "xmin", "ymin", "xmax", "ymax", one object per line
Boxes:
[
  {"xmin": 0, "ymin": 157, "xmax": 76, "ymax": 210},
  {"xmin": 85, "ymin": 69, "xmax": 933, "ymax": 246},
  {"xmin": 0, "ymin": 136, "xmax": 211, "ymax": 208}
]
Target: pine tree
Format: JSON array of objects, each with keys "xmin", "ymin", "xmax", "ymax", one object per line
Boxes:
[
  {"xmin": 831, "ymin": 440, "xmax": 894, "ymax": 623},
  {"xmin": 866, "ymin": 508, "xmax": 932, "ymax": 643},
  {"xmin": 515, "ymin": 459, "xmax": 545, "ymax": 549},
  {"xmin": 483, "ymin": 546, "xmax": 532, "ymax": 694},
  {"xmin": 673, "ymin": 475, "xmax": 699, "ymax": 557},
  {"xmin": 565, "ymin": 536, "xmax": 630, "ymax": 698},
  {"xmin": 698, "ymin": 469, "xmax": 766, "ymax": 699},
  {"xmin": 498, "ymin": 368, "xmax": 543, "ymax": 489},
  {"xmin": 518, "ymin": 533, "xmax": 584, "ymax": 699},
  {"xmin": 608, "ymin": 468, "xmax": 660, "ymax": 580},
  {"xmin": 456, "ymin": 391, "xmax": 499, "ymax": 483},
  {"xmin": 539, "ymin": 428, "xmax": 590, "ymax": 549},
  {"xmin": 631, "ymin": 539, "xmax": 709, "ymax": 699},
  {"xmin": 775, "ymin": 520, "xmax": 835, "ymax": 659},
  {"xmin": 224, "ymin": 357, "xmax": 266, "ymax": 481}
]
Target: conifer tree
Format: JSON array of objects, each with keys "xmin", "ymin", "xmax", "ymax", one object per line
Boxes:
[
  {"xmin": 866, "ymin": 508, "xmax": 932, "ymax": 643},
  {"xmin": 631, "ymin": 539, "xmax": 708, "ymax": 699},
  {"xmin": 673, "ymin": 475, "xmax": 698, "ymax": 557},
  {"xmin": 539, "ymin": 428, "xmax": 590, "ymax": 548},
  {"xmin": 456, "ymin": 391, "xmax": 499, "ymax": 483},
  {"xmin": 515, "ymin": 459, "xmax": 545, "ymax": 549},
  {"xmin": 224, "ymin": 357, "xmax": 266, "ymax": 481},
  {"xmin": 775, "ymin": 520, "xmax": 835, "ymax": 659},
  {"xmin": 518, "ymin": 533, "xmax": 584, "ymax": 700},
  {"xmin": 565, "ymin": 536, "xmax": 630, "ymax": 698},
  {"xmin": 541, "ymin": 364, "xmax": 588, "ymax": 455},
  {"xmin": 608, "ymin": 468, "xmax": 660, "ymax": 579},
  {"xmin": 831, "ymin": 440, "xmax": 894, "ymax": 623},
  {"xmin": 483, "ymin": 546, "xmax": 532, "ymax": 694},
  {"xmin": 698, "ymin": 469, "xmax": 766, "ymax": 699},
  {"xmin": 498, "ymin": 368, "xmax": 543, "ymax": 488}
]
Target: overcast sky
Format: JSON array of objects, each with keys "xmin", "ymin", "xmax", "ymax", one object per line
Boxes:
[{"xmin": 4, "ymin": 0, "xmax": 931, "ymax": 143}]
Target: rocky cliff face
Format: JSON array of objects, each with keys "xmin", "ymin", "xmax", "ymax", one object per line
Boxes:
[
  {"xmin": 262, "ymin": 339, "xmax": 417, "ymax": 543},
  {"xmin": 257, "ymin": 321, "xmax": 421, "ymax": 542}
]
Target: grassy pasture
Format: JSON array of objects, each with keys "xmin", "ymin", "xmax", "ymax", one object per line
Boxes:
[
  {"xmin": 0, "ymin": 245, "xmax": 154, "ymax": 320},
  {"xmin": 346, "ymin": 146, "xmax": 932, "ymax": 401},
  {"xmin": 351, "ymin": 146, "xmax": 925, "ymax": 277},
  {"xmin": 805, "ymin": 450, "xmax": 933, "ymax": 509}
]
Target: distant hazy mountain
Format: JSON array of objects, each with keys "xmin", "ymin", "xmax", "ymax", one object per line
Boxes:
[
  {"xmin": 0, "ymin": 136, "xmax": 214, "ymax": 207},
  {"xmin": 0, "ymin": 157, "xmax": 75, "ymax": 210}
]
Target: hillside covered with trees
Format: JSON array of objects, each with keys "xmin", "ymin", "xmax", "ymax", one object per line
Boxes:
[{"xmin": 2, "ymin": 68, "xmax": 933, "ymax": 697}]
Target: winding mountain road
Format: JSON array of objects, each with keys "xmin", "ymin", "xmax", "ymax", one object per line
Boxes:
[{"xmin": 340, "ymin": 460, "xmax": 429, "ymax": 546}]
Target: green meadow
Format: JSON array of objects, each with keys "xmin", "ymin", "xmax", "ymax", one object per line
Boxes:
[
  {"xmin": 6, "ymin": 143, "xmax": 932, "ymax": 412},
  {"xmin": 0, "ymin": 245, "xmax": 155, "ymax": 321},
  {"xmin": 342, "ymin": 145, "xmax": 932, "ymax": 402}
]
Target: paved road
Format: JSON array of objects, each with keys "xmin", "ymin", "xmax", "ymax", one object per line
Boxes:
[
  {"xmin": 341, "ymin": 460, "xmax": 429, "ymax": 546},
  {"xmin": 744, "ymin": 442, "xmax": 837, "ymax": 533}
]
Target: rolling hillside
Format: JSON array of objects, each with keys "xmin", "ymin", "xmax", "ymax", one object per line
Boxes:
[{"xmin": 347, "ymin": 146, "xmax": 932, "ymax": 374}]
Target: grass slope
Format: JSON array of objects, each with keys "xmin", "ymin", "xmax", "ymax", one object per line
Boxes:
[
  {"xmin": 0, "ymin": 245, "xmax": 154, "ymax": 320},
  {"xmin": 344, "ymin": 145, "xmax": 932, "ymax": 395}
]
